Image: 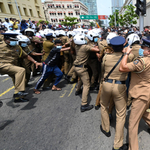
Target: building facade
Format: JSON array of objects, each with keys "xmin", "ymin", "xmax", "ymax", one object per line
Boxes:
[
  {"xmin": 79, "ymin": 0, "xmax": 97, "ymax": 15},
  {"xmin": 120, "ymin": 0, "xmax": 150, "ymax": 27},
  {"xmin": 112, "ymin": 0, "xmax": 124, "ymax": 13},
  {"xmin": 0, "ymin": 0, "xmax": 45, "ymax": 21},
  {"xmin": 43, "ymin": 0, "xmax": 89, "ymax": 25}
]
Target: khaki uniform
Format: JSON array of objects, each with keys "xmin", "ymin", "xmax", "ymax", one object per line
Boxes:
[
  {"xmin": 127, "ymin": 56, "xmax": 150, "ymax": 150},
  {"xmin": 87, "ymin": 40, "xmax": 98, "ymax": 87},
  {"xmin": 95, "ymin": 42, "xmax": 113, "ymax": 107},
  {"xmin": 67, "ymin": 40, "xmax": 77, "ymax": 79},
  {"xmin": 59, "ymin": 36, "xmax": 70, "ymax": 74},
  {"xmin": 20, "ymin": 46, "xmax": 32, "ymax": 85},
  {"xmin": 129, "ymin": 44, "xmax": 141, "ymax": 60},
  {"xmin": 0, "ymin": 42, "xmax": 27, "ymax": 93},
  {"xmin": 42, "ymin": 40, "xmax": 55, "ymax": 88},
  {"xmin": 74, "ymin": 45, "xmax": 93, "ymax": 105},
  {"xmin": 100, "ymin": 52, "xmax": 129, "ymax": 148},
  {"xmin": 28, "ymin": 36, "xmax": 43, "ymax": 75}
]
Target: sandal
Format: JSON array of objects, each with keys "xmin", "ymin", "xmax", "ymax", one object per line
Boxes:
[
  {"xmin": 52, "ymin": 87, "xmax": 62, "ymax": 91},
  {"xmin": 33, "ymin": 89, "xmax": 41, "ymax": 94}
]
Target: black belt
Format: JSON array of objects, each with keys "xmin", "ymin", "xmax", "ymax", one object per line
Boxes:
[
  {"xmin": 104, "ymin": 79, "xmax": 126, "ymax": 84},
  {"xmin": 74, "ymin": 65, "xmax": 87, "ymax": 68}
]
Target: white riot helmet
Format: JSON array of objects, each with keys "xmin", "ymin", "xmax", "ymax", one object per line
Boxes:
[
  {"xmin": 126, "ymin": 33, "xmax": 140, "ymax": 46},
  {"xmin": 17, "ymin": 35, "xmax": 30, "ymax": 47},
  {"xmin": 44, "ymin": 29, "xmax": 56, "ymax": 38},
  {"xmin": 86, "ymin": 30, "xmax": 99, "ymax": 41},
  {"xmin": 25, "ymin": 28, "xmax": 35, "ymax": 34},
  {"xmin": 59, "ymin": 30, "xmax": 66, "ymax": 36},
  {"xmin": 39, "ymin": 30, "xmax": 45, "ymax": 38},
  {"xmin": 54, "ymin": 30, "xmax": 60, "ymax": 37},
  {"xmin": 73, "ymin": 34, "xmax": 86, "ymax": 45},
  {"xmin": 106, "ymin": 32, "xmax": 118, "ymax": 44},
  {"xmin": 67, "ymin": 31, "xmax": 73, "ymax": 37}
]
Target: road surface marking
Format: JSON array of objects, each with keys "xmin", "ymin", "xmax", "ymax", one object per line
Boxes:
[
  {"xmin": 68, "ymin": 83, "xmax": 76, "ymax": 97},
  {"xmin": 60, "ymin": 90, "xmax": 67, "ymax": 98},
  {"xmin": 0, "ymin": 86, "xmax": 14, "ymax": 97},
  {"xmin": 2, "ymin": 78, "xmax": 10, "ymax": 82}
]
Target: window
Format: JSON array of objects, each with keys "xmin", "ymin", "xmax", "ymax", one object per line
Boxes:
[
  {"xmin": 8, "ymin": 4, "xmax": 15, "ymax": 14},
  {"xmin": 0, "ymin": 2, "xmax": 6, "ymax": 13},
  {"xmin": 29, "ymin": 9, "xmax": 33, "ymax": 17},
  {"xmin": 34, "ymin": 0, "xmax": 38, "ymax": 4}
]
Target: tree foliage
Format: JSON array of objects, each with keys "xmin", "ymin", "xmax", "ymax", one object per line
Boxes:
[
  {"xmin": 61, "ymin": 16, "xmax": 79, "ymax": 26},
  {"xmin": 108, "ymin": 4, "xmax": 139, "ymax": 27},
  {"xmin": 90, "ymin": 22, "xmax": 95, "ymax": 27}
]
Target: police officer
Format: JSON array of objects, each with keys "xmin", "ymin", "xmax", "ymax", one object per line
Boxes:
[
  {"xmin": 17, "ymin": 35, "xmax": 43, "ymax": 86},
  {"xmin": 120, "ymin": 38, "xmax": 150, "ymax": 150},
  {"xmin": 0, "ymin": 33, "xmax": 41, "ymax": 103},
  {"xmin": 100, "ymin": 36, "xmax": 130, "ymax": 150},
  {"xmin": 73, "ymin": 34, "xmax": 99, "ymax": 112},
  {"xmin": 86, "ymin": 30, "xmax": 99, "ymax": 90}
]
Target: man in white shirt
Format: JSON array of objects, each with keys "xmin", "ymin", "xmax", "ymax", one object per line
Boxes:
[{"xmin": 2, "ymin": 18, "xmax": 13, "ymax": 30}]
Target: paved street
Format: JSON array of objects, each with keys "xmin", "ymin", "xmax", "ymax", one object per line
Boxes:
[{"xmin": 0, "ymin": 75, "xmax": 150, "ymax": 150}]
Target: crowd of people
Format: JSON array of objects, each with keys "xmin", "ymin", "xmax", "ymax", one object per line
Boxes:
[{"xmin": 1, "ymin": 21, "xmax": 150, "ymax": 150}]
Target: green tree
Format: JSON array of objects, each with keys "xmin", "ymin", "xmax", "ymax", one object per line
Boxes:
[
  {"xmin": 61, "ymin": 16, "xmax": 79, "ymax": 26},
  {"xmin": 108, "ymin": 4, "xmax": 139, "ymax": 27},
  {"xmin": 108, "ymin": 9, "xmax": 120, "ymax": 27},
  {"xmin": 119, "ymin": 4, "xmax": 139, "ymax": 26},
  {"xmin": 90, "ymin": 22, "xmax": 95, "ymax": 27}
]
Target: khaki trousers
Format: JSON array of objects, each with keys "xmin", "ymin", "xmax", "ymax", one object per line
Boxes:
[
  {"xmin": 101, "ymin": 81, "xmax": 127, "ymax": 148},
  {"xmin": 64, "ymin": 52, "xmax": 70, "ymax": 75},
  {"xmin": 128, "ymin": 98, "xmax": 150, "ymax": 150},
  {"xmin": 74, "ymin": 67, "xmax": 90, "ymax": 105},
  {"xmin": 67, "ymin": 66, "xmax": 77, "ymax": 79},
  {"xmin": 0, "ymin": 64, "xmax": 26, "ymax": 93},
  {"xmin": 88, "ymin": 59, "xmax": 98, "ymax": 87}
]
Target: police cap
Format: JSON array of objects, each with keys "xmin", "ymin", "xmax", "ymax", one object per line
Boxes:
[
  {"xmin": 1, "ymin": 33, "xmax": 18, "ymax": 40},
  {"xmin": 141, "ymin": 38, "xmax": 150, "ymax": 48},
  {"xmin": 110, "ymin": 36, "xmax": 125, "ymax": 52}
]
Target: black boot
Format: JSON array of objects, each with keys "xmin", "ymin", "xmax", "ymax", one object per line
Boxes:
[
  {"xmin": 13, "ymin": 92, "xmax": 28, "ymax": 98},
  {"xmin": 112, "ymin": 143, "xmax": 128, "ymax": 150},
  {"xmin": 80, "ymin": 104, "xmax": 93, "ymax": 112},
  {"xmin": 75, "ymin": 89, "xmax": 82, "ymax": 96},
  {"xmin": 14, "ymin": 98, "xmax": 29, "ymax": 103},
  {"xmin": 95, "ymin": 104, "xmax": 101, "ymax": 110},
  {"xmin": 100, "ymin": 125, "xmax": 111, "ymax": 137},
  {"xmin": 0, "ymin": 100, "xmax": 3, "ymax": 107}
]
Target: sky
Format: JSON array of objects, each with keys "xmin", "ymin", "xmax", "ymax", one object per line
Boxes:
[{"xmin": 41, "ymin": 0, "xmax": 125, "ymax": 16}]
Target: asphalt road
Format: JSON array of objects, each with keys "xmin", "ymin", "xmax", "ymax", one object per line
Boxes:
[{"xmin": 0, "ymin": 75, "xmax": 150, "ymax": 150}]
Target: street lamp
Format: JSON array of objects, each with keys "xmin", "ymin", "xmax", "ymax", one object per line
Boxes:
[{"xmin": 14, "ymin": 0, "xmax": 22, "ymax": 21}]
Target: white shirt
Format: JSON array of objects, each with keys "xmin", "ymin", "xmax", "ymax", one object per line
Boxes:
[{"xmin": 2, "ymin": 22, "xmax": 13, "ymax": 29}]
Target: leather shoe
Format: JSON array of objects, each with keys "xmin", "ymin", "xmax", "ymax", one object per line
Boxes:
[
  {"xmin": 75, "ymin": 89, "xmax": 82, "ymax": 96},
  {"xmin": 100, "ymin": 125, "xmax": 111, "ymax": 137},
  {"xmin": 13, "ymin": 92, "xmax": 28, "ymax": 98},
  {"xmin": 14, "ymin": 98, "xmax": 29, "ymax": 103},
  {"xmin": 95, "ymin": 104, "xmax": 101, "ymax": 110},
  {"xmin": 112, "ymin": 143, "xmax": 128, "ymax": 150},
  {"xmin": 0, "ymin": 100, "xmax": 3, "ymax": 107},
  {"xmin": 80, "ymin": 104, "xmax": 93, "ymax": 112}
]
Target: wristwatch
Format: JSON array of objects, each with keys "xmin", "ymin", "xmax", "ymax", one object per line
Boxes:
[{"xmin": 124, "ymin": 52, "xmax": 130, "ymax": 55}]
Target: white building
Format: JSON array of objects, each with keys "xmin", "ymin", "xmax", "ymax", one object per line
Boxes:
[
  {"xmin": 120, "ymin": 0, "xmax": 150, "ymax": 27},
  {"xmin": 43, "ymin": 0, "xmax": 89, "ymax": 25}
]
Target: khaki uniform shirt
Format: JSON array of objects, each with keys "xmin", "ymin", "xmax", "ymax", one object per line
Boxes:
[
  {"xmin": 0, "ymin": 43, "xmax": 27, "ymax": 66},
  {"xmin": 74, "ymin": 45, "xmax": 93, "ymax": 65},
  {"xmin": 129, "ymin": 44, "xmax": 141, "ymax": 60},
  {"xmin": 127, "ymin": 56, "xmax": 150, "ymax": 101},
  {"xmin": 42, "ymin": 40, "xmax": 54, "ymax": 61},
  {"xmin": 103, "ymin": 52, "xmax": 132, "ymax": 81},
  {"xmin": 28, "ymin": 36, "xmax": 41, "ymax": 51},
  {"xmin": 98, "ymin": 39, "xmax": 108, "ymax": 52}
]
